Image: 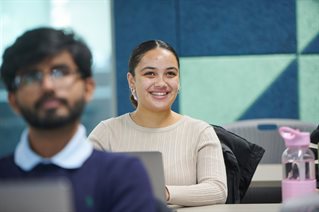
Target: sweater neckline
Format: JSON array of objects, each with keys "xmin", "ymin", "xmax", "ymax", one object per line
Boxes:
[{"xmin": 125, "ymin": 113, "xmax": 186, "ymax": 133}]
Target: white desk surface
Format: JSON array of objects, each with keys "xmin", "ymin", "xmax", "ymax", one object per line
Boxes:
[
  {"xmin": 175, "ymin": 203, "xmax": 281, "ymax": 212},
  {"xmin": 250, "ymin": 164, "xmax": 281, "ymax": 187},
  {"xmin": 172, "ymin": 165, "xmax": 283, "ymax": 211}
]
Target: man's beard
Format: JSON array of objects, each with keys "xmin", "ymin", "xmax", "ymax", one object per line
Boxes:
[{"xmin": 17, "ymin": 96, "xmax": 86, "ymax": 130}]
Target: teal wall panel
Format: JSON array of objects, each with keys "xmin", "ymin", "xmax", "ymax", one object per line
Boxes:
[
  {"xmin": 299, "ymin": 55, "xmax": 319, "ymax": 122},
  {"xmin": 180, "ymin": 55, "xmax": 295, "ymax": 125},
  {"xmin": 239, "ymin": 60, "xmax": 299, "ymax": 120}
]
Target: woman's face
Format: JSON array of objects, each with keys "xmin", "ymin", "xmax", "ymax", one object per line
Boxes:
[{"xmin": 128, "ymin": 48, "xmax": 179, "ymax": 113}]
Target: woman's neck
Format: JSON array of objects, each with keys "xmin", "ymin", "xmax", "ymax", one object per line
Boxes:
[{"xmin": 130, "ymin": 109, "xmax": 182, "ymax": 128}]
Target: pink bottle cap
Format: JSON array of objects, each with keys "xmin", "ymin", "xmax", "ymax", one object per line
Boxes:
[{"xmin": 279, "ymin": 126, "xmax": 310, "ymax": 147}]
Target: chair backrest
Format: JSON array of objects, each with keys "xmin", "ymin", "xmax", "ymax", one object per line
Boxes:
[{"xmin": 223, "ymin": 119, "xmax": 317, "ymax": 164}]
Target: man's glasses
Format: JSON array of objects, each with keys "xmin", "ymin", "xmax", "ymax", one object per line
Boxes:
[{"xmin": 14, "ymin": 66, "xmax": 81, "ymax": 90}]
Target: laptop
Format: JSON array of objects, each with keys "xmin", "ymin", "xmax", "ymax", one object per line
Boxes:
[
  {"xmin": 122, "ymin": 151, "xmax": 166, "ymax": 202},
  {"xmin": 0, "ymin": 178, "xmax": 74, "ymax": 212}
]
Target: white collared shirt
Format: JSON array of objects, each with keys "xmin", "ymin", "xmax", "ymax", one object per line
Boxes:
[{"xmin": 14, "ymin": 124, "xmax": 93, "ymax": 171}]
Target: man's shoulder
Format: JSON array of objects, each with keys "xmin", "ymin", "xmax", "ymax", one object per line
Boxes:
[
  {"xmin": 0, "ymin": 154, "xmax": 19, "ymax": 178},
  {"xmin": 0, "ymin": 154, "xmax": 15, "ymax": 165}
]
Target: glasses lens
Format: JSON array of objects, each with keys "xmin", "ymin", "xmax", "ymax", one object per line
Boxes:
[
  {"xmin": 14, "ymin": 67, "xmax": 79, "ymax": 90},
  {"xmin": 15, "ymin": 72, "xmax": 42, "ymax": 89},
  {"xmin": 51, "ymin": 67, "xmax": 70, "ymax": 79},
  {"xmin": 50, "ymin": 68, "xmax": 80, "ymax": 87}
]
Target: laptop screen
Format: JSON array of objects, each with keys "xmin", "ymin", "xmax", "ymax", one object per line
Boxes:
[
  {"xmin": 121, "ymin": 151, "xmax": 166, "ymax": 202},
  {"xmin": 0, "ymin": 178, "xmax": 74, "ymax": 212}
]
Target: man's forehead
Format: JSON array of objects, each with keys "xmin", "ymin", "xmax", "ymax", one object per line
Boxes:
[{"xmin": 23, "ymin": 51, "xmax": 76, "ymax": 71}]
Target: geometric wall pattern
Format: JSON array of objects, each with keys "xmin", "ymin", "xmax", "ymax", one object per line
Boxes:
[
  {"xmin": 180, "ymin": 0, "xmax": 319, "ymax": 125},
  {"xmin": 180, "ymin": 55, "xmax": 298, "ymax": 124},
  {"xmin": 114, "ymin": 0, "xmax": 319, "ymax": 125}
]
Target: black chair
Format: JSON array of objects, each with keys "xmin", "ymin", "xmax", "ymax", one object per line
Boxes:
[{"xmin": 223, "ymin": 119, "xmax": 317, "ymax": 164}]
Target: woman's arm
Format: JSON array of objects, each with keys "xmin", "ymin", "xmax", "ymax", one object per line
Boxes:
[{"xmin": 166, "ymin": 126, "xmax": 227, "ymax": 206}]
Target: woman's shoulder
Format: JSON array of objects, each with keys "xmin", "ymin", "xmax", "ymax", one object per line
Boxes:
[
  {"xmin": 101, "ymin": 113, "xmax": 130, "ymax": 125},
  {"xmin": 182, "ymin": 115, "xmax": 212, "ymax": 128},
  {"xmin": 180, "ymin": 116, "xmax": 219, "ymax": 144}
]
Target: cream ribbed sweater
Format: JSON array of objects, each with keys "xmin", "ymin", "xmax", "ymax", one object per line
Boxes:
[{"xmin": 88, "ymin": 113, "xmax": 227, "ymax": 206}]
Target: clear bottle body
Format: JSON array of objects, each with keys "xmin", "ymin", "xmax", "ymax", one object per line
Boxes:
[
  {"xmin": 282, "ymin": 146, "xmax": 316, "ymax": 201},
  {"xmin": 282, "ymin": 147, "xmax": 315, "ymax": 180}
]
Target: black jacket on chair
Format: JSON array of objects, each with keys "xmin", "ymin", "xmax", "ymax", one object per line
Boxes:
[
  {"xmin": 212, "ymin": 125, "xmax": 265, "ymax": 203},
  {"xmin": 220, "ymin": 142, "xmax": 241, "ymax": 203}
]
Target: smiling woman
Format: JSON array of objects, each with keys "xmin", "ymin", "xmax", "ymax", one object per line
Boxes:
[
  {"xmin": 127, "ymin": 47, "xmax": 180, "ymax": 123},
  {"xmin": 88, "ymin": 40, "xmax": 228, "ymax": 207}
]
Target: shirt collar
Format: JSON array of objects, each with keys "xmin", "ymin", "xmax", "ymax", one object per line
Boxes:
[{"xmin": 14, "ymin": 124, "xmax": 93, "ymax": 171}]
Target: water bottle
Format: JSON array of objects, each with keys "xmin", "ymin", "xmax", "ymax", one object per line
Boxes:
[{"xmin": 279, "ymin": 126, "xmax": 316, "ymax": 202}]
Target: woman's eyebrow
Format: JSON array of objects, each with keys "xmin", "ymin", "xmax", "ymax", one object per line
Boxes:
[
  {"xmin": 140, "ymin": 66, "xmax": 156, "ymax": 72},
  {"xmin": 166, "ymin": 67, "xmax": 178, "ymax": 71},
  {"xmin": 140, "ymin": 66, "xmax": 178, "ymax": 72}
]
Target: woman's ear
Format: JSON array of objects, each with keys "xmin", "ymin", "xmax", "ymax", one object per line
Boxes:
[{"xmin": 127, "ymin": 72, "xmax": 135, "ymax": 90}]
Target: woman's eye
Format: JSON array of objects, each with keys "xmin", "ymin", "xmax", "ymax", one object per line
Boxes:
[
  {"xmin": 167, "ymin": 71, "xmax": 177, "ymax": 77},
  {"xmin": 144, "ymin": 72, "xmax": 155, "ymax": 76}
]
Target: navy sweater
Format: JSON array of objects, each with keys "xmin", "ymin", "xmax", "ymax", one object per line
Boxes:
[{"xmin": 0, "ymin": 150, "xmax": 156, "ymax": 212}]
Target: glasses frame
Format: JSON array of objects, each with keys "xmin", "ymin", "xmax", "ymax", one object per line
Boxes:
[{"xmin": 13, "ymin": 67, "xmax": 82, "ymax": 91}]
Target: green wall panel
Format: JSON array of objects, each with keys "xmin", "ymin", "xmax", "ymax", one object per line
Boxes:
[
  {"xmin": 297, "ymin": 0, "xmax": 319, "ymax": 52},
  {"xmin": 180, "ymin": 55, "xmax": 295, "ymax": 125},
  {"xmin": 299, "ymin": 55, "xmax": 319, "ymax": 122}
]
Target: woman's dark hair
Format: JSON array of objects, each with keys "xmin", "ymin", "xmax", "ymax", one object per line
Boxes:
[
  {"xmin": 0, "ymin": 27, "xmax": 93, "ymax": 92},
  {"xmin": 128, "ymin": 40, "xmax": 180, "ymax": 108}
]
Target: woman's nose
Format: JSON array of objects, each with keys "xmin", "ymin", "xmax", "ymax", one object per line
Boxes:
[{"xmin": 154, "ymin": 75, "xmax": 167, "ymax": 87}]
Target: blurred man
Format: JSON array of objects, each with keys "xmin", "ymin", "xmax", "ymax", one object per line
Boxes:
[{"xmin": 0, "ymin": 27, "xmax": 156, "ymax": 212}]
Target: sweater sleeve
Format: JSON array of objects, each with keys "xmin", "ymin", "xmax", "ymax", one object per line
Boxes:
[{"xmin": 166, "ymin": 126, "xmax": 227, "ymax": 206}]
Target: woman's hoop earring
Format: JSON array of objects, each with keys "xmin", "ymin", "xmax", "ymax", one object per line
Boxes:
[{"xmin": 131, "ymin": 88, "xmax": 138, "ymax": 101}]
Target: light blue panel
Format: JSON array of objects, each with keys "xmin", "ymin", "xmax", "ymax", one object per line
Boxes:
[
  {"xmin": 297, "ymin": 0, "xmax": 319, "ymax": 53},
  {"xmin": 299, "ymin": 55, "xmax": 319, "ymax": 122},
  {"xmin": 239, "ymin": 59, "xmax": 299, "ymax": 120},
  {"xmin": 180, "ymin": 55, "xmax": 295, "ymax": 125}
]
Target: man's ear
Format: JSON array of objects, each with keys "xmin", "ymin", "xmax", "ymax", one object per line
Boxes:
[
  {"xmin": 84, "ymin": 77, "xmax": 96, "ymax": 102},
  {"xmin": 8, "ymin": 92, "xmax": 21, "ymax": 115},
  {"xmin": 127, "ymin": 72, "xmax": 135, "ymax": 90}
]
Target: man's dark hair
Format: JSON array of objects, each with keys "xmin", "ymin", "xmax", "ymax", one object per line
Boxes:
[{"xmin": 0, "ymin": 27, "xmax": 93, "ymax": 92}]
